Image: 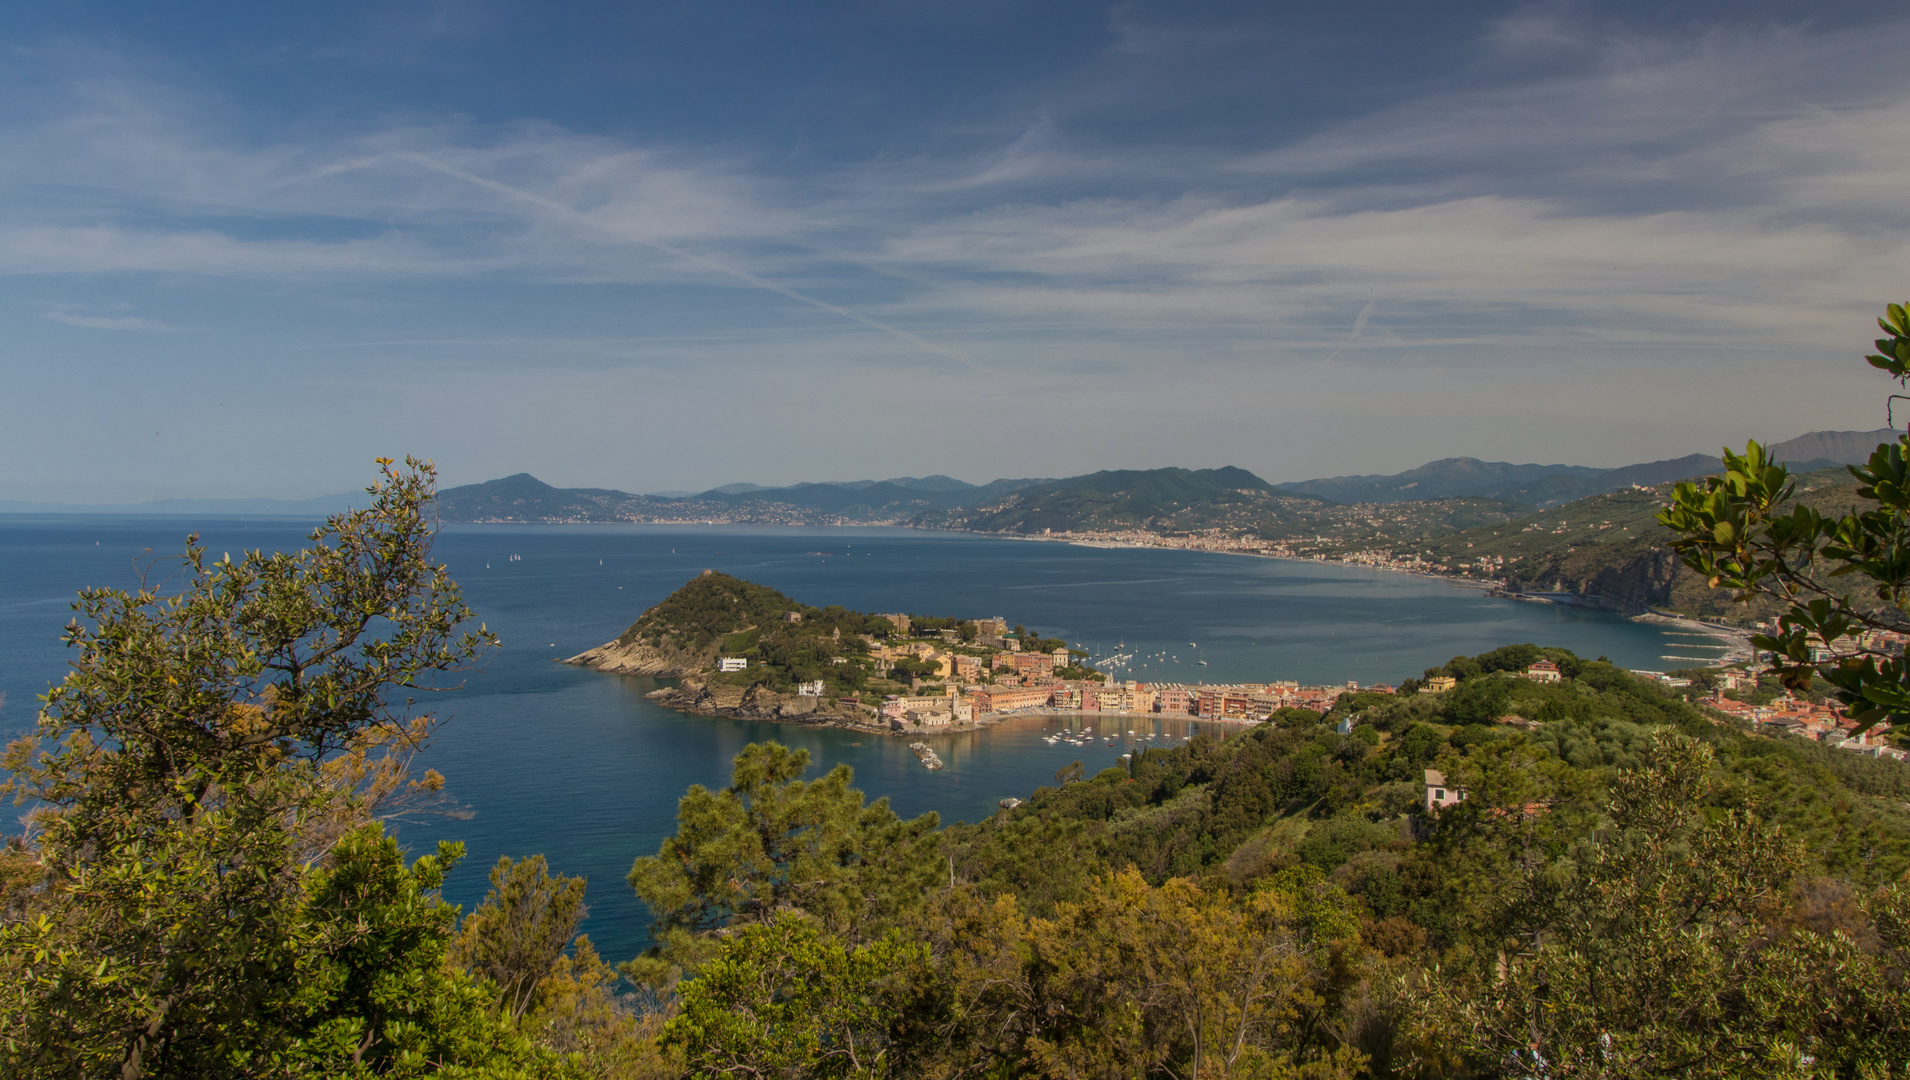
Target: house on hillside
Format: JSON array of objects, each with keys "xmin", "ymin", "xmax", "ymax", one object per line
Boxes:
[
  {"xmin": 1424, "ymin": 676, "xmax": 1457, "ymax": 693},
  {"xmin": 1425, "ymin": 769, "xmax": 1467, "ymax": 813},
  {"xmin": 718, "ymin": 657, "xmax": 747, "ymax": 672},
  {"xmin": 1523, "ymin": 660, "xmax": 1562, "ymax": 683}
]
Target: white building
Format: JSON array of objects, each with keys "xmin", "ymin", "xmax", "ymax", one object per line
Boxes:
[
  {"xmin": 1425, "ymin": 769, "xmax": 1467, "ymax": 812},
  {"xmin": 797, "ymin": 680, "xmax": 825, "ymax": 697},
  {"xmin": 718, "ymin": 657, "xmax": 747, "ymax": 672}
]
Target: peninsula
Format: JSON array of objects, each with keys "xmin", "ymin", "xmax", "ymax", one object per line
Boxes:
[
  {"xmin": 563, "ymin": 571, "xmax": 1096, "ymax": 735},
  {"xmin": 564, "ymin": 572, "xmax": 1406, "ymax": 736}
]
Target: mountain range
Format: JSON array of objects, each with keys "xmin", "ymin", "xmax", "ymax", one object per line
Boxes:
[
  {"xmin": 429, "ymin": 472, "xmax": 1055, "ymax": 524},
  {"xmin": 1269, "ymin": 429, "xmax": 1892, "ymax": 508},
  {"xmin": 4, "ymin": 428, "xmax": 1892, "ymax": 522}
]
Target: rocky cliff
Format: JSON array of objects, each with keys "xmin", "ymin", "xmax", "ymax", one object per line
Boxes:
[
  {"xmin": 643, "ymin": 678, "xmax": 879, "ymax": 728},
  {"xmin": 561, "ymin": 637, "xmax": 712, "ymax": 677}
]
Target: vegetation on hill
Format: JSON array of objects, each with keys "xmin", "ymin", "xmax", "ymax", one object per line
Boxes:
[
  {"xmin": 434, "ymin": 474, "xmax": 1051, "ymax": 525},
  {"xmin": 612, "ymin": 572, "xmax": 1054, "ymax": 698},
  {"xmin": 918, "ymin": 466, "xmax": 1295, "ymax": 534},
  {"xmin": 9, "ymin": 438, "xmax": 1910, "ymax": 1078},
  {"xmin": 613, "ymin": 648, "xmax": 1910, "ymax": 1078}
]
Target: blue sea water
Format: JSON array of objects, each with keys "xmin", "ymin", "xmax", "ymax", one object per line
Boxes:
[{"xmin": 0, "ymin": 516, "xmax": 1718, "ymax": 961}]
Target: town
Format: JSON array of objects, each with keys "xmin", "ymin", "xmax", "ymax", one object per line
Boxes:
[{"xmin": 720, "ymin": 609, "xmax": 1905, "ymax": 761}]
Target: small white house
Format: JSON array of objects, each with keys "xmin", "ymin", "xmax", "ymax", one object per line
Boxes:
[
  {"xmin": 1424, "ymin": 769, "xmax": 1467, "ymax": 812},
  {"xmin": 718, "ymin": 657, "xmax": 747, "ymax": 673},
  {"xmin": 797, "ymin": 680, "xmax": 825, "ymax": 697}
]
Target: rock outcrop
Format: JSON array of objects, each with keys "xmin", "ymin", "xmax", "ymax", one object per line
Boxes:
[
  {"xmin": 561, "ymin": 637, "xmax": 711, "ymax": 677},
  {"xmin": 642, "ymin": 679, "xmax": 879, "ymax": 728}
]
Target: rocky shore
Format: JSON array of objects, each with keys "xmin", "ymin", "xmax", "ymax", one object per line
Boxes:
[
  {"xmin": 636, "ymin": 677, "xmax": 889, "ymax": 731},
  {"xmin": 560, "ymin": 637, "xmax": 711, "ymax": 677}
]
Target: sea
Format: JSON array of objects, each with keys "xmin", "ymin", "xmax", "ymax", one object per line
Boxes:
[{"xmin": 0, "ymin": 517, "xmax": 1722, "ymax": 961}]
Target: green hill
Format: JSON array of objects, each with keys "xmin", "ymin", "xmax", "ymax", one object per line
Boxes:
[
  {"xmin": 917, "ymin": 466, "xmax": 1318, "ymax": 533},
  {"xmin": 1411, "ymin": 468, "xmax": 1864, "ymax": 619}
]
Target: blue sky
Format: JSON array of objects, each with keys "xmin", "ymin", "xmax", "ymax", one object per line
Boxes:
[{"xmin": 4, "ymin": 0, "xmax": 1907, "ymax": 501}]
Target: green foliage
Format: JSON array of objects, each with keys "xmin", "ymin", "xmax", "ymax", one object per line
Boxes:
[
  {"xmin": 625, "ymin": 743, "xmax": 940, "ymax": 987},
  {"xmin": 451, "ymin": 855, "xmax": 589, "ymax": 1019},
  {"xmin": 1412, "ymin": 733, "xmax": 1910, "ymax": 1077},
  {"xmin": 665, "ymin": 915, "xmax": 919, "ymax": 1079},
  {"xmin": 1661, "ymin": 300, "xmax": 1910, "ymax": 732},
  {"xmin": 0, "ymin": 460, "xmax": 558, "ymax": 1080}
]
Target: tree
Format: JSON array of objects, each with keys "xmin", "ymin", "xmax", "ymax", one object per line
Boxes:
[
  {"xmin": 664, "ymin": 916, "xmax": 920, "ymax": 1079},
  {"xmin": 1410, "ymin": 732, "xmax": 1910, "ymax": 1077},
  {"xmin": 452, "ymin": 855, "xmax": 589, "ymax": 1020},
  {"xmin": 0, "ymin": 459, "xmax": 555, "ymax": 1078},
  {"xmin": 1659, "ymin": 301, "xmax": 1910, "ymax": 733},
  {"xmin": 625, "ymin": 743, "xmax": 940, "ymax": 987}
]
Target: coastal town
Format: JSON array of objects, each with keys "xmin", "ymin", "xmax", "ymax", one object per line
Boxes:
[
  {"xmin": 714, "ymin": 609, "xmax": 1906, "ymax": 762},
  {"xmin": 561, "ymin": 572, "xmax": 1904, "ymax": 763}
]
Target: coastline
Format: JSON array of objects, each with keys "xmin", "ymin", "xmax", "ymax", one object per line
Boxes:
[
  {"xmin": 984, "ymin": 530, "xmax": 1754, "ymax": 666},
  {"xmin": 1633, "ymin": 611, "xmax": 1756, "ymax": 665}
]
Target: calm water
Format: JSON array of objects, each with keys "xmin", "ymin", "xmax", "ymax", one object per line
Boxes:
[{"xmin": 0, "ymin": 517, "xmax": 1717, "ymax": 961}]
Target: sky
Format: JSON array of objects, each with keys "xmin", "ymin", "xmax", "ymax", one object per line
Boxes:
[{"xmin": 3, "ymin": 0, "xmax": 1908, "ymax": 502}]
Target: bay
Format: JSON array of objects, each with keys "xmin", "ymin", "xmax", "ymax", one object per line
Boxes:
[{"xmin": 0, "ymin": 516, "xmax": 1716, "ymax": 962}]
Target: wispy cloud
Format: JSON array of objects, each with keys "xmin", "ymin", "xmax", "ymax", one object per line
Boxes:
[
  {"xmin": 41, "ymin": 310, "xmax": 177, "ymax": 331},
  {"xmin": 3, "ymin": 9, "xmax": 1909, "ymax": 497}
]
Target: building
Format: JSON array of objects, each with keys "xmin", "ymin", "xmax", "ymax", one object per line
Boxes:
[
  {"xmin": 796, "ymin": 680, "xmax": 825, "ymax": 697},
  {"xmin": 1156, "ymin": 687, "xmax": 1193, "ymax": 715},
  {"xmin": 718, "ymin": 657, "xmax": 747, "ymax": 673},
  {"xmin": 879, "ymin": 613, "xmax": 912, "ymax": 636},
  {"xmin": 954, "ymin": 655, "xmax": 982, "ymax": 681},
  {"xmin": 1425, "ymin": 769, "xmax": 1467, "ymax": 812},
  {"xmin": 1012, "ymin": 652, "xmax": 1057, "ymax": 679},
  {"xmin": 1524, "ymin": 660, "xmax": 1562, "ymax": 683},
  {"xmin": 1424, "ymin": 676, "xmax": 1457, "ymax": 693},
  {"xmin": 783, "ymin": 611, "xmax": 803, "ymax": 624},
  {"xmin": 971, "ymin": 686, "xmax": 1054, "ymax": 714}
]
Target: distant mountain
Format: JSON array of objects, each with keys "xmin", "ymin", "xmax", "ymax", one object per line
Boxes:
[
  {"xmin": 433, "ymin": 473, "xmax": 1053, "ymax": 524},
  {"xmin": 0, "ymin": 493, "xmax": 362, "ymax": 516},
  {"xmin": 433, "ymin": 473, "xmax": 683, "ymax": 522},
  {"xmin": 688, "ymin": 476, "xmax": 1049, "ymax": 517},
  {"xmin": 916, "ymin": 466, "xmax": 1315, "ymax": 534},
  {"xmin": 1275, "ymin": 459, "xmax": 1606, "ymax": 506},
  {"xmin": 1274, "ymin": 429, "xmax": 1898, "ymax": 509},
  {"xmin": 1765, "ymin": 429, "xmax": 1898, "ymax": 467}
]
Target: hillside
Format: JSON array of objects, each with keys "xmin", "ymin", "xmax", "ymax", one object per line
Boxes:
[
  {"xmin": 691, "ymin": 476, "xmax": 1048, "ymax": 516},
  {"xmin": 1404, "ymin": 468, "xmax": 1866, "ymax": 619},
  {"xmin": 434, "ymin": 473, "xmax": 1051, "ymax": 524},
  {"xmin": 1271, "ymin": 428, "xmax": 1891, "ymax": 508},
  {"xmin": 564, "ymin": 571, "xmax": 1065, "ymax": 706},
  {"xmin": 916, "ymin": 466, "xmax": 1315, "ymax": 533}
]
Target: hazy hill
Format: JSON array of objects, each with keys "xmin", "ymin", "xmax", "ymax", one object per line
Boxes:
[
  {"xmin": 1766, "ymin": 428, "xmax": 1898, "ymax": 465},
  {"xmin": 1411, "ymin": 467, "xmax": 1865, "ymax": 619},
  {"xmin": 432, "ymin": 473, "xmax": 682, "ymax": 522},
  {"xmin": 917, "ymin": 466, "xmax": 1319, "ymax": 534},
  {"xmin": 434, "ymin": 473, "xmax": 1053, "ymax": 523},
  {"xmin": 691, "ymin": 476, "xmax": 1049, "ymax": 515},
  {"xmin": 1275, "ymin": 458, "xmax": 1605, "ymax": 506},
  {"xmin": 1275, "ymin": 428, "xmax": 1893, "ymax": 508}
]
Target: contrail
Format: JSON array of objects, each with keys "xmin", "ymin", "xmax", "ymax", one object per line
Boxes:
[
  {"xmin": 1323, "ymin": 296, "xmax": 1379, "ymax": 363},
  {"xmin": 386, "ymin": 150, "xmax": 970, "ymax": 366}
]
